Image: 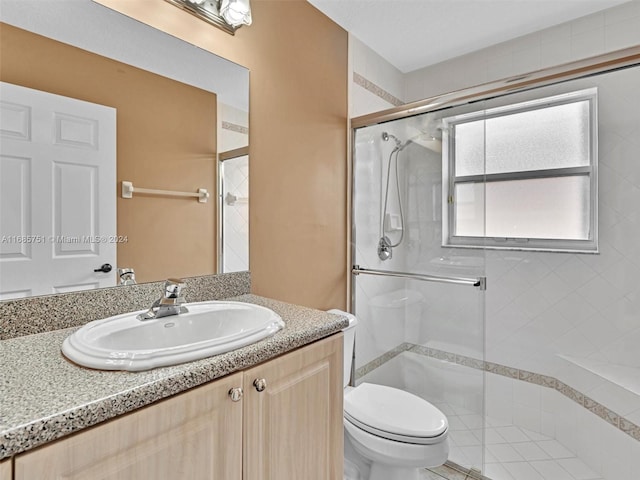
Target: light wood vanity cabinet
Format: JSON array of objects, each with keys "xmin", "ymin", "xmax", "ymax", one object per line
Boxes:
[
  {"xmin": 0, "ymin": 459, "xmax": 11, "ymax": 480},
  {"xmin": 14, "ymin": 334, "xmax": 343, "ymax": 480},
  {"xmin": 14, "ymin": 372, "xmax": 244, "ymax": 480},
  {"xmin": 243, "ymin": 333, "xmax": 343, "ymax": 480}
]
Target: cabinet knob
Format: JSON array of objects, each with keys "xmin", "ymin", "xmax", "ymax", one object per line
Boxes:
[
  {"xmin": 253, "ymin": 378, "xmax": 267, "ymax": 392},
  {"xmin": 228, "ymin": 387, "xmax": 243, "ymax": 402}
]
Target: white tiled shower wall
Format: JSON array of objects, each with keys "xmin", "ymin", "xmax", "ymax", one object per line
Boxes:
[
  {"xmin": 350, "ymin": 36, "xmax": 405, "ymax": 117},
  {"xmin": 350, "ymin": 2, "xmax": 640, "ymax": 478},
  {"xmin": 486, "ymin": 371, "xmax": 640, "ymax": 479},
  {"xmin": 350, "ymin": 34, "xmax": 420, "ymax": 368}
]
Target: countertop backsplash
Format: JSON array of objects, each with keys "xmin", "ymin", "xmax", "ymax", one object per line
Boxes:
[{"xmin": 0, "ymin": 271, "xmax": 251, "ymax": 340}]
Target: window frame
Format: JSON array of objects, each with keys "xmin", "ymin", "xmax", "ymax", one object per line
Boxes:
[{"xmin": 442, "ymin": 88, "xmax": 599, "ymax": 253}]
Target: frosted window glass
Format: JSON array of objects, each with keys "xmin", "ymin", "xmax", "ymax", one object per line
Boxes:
[
  {"xmin": 454, "ymin": 121, "xmax": 485, "ymax": 177},
  {"xmin": 454, "ymin": 182, "xmax": 485, "ymax": 237},
  {"xmin": 454, "ymin": 176, "xmax": 590, "ymax": 239},
  {"xmin": 455, "ymin": 101, "xmax": 590, "ymax": 177}
]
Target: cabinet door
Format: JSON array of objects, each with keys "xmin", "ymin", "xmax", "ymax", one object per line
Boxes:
[
  {"xmin": 15, "ymin": 372, "xmax": 243, "ymax": 480},
  {"xmin": 0, "ymin": 459, "xmax": 11, "ymax": 480},
  {"xmin": 243, "ymin": 334, "xmax": 343, "ymax": 480}
]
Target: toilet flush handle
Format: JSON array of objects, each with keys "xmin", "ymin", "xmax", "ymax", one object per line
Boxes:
[{"xmin": 253, "ymin": 378, "xmax": 267, "ymax": 392}]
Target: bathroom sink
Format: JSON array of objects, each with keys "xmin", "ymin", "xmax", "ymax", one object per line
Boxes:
[{"xmin": 61, "ymin": 301, "xmax": 285, "ymax": 371}]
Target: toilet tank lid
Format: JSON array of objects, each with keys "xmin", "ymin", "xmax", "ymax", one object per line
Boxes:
[
  {"xmin": 369, "ymin": 289, "xmax": 424, "ymax": 308},
  {"xmin": 344, "ymin": 383, "xmax": 448, "ymax": 438},
  {"xmin": 327, "ymin": 309, "xmax": 357, "ymax": 328}
]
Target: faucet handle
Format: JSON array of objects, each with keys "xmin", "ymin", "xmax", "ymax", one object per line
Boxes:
[
  {"xmin": 164, "ymin": 278, "xmax": 185, "ymax": 299},
  {"xmin": 118, "ymin": 268, "xmax": 136, "ymax": 285}
]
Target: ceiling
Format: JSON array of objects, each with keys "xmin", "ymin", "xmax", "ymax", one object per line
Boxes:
[{"xmin": 308, "ymin": 0, "xmax": 632, "ymax": 73}]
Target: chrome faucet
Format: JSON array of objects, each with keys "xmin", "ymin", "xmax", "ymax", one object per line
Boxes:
[{"xmin": 137, "ymin": 278, "xmax": 189, "ymax": 321}]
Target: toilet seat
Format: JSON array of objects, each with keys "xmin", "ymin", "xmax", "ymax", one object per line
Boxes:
[{"xmin": 344, "ymin": 383, "xmax": 448, "ymax": 445}]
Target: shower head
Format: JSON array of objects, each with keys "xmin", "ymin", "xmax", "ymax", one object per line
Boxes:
[
  {"xmin": 405, "ymin": 131, "xmax": 442, "ymax": 153},
  {"xmin": 382, "ymin": 132, "xmax": 414, "ymax": 152},
  {"xmin": 383, "ymin": 131, "xmax": 432, "ymax": 154},
  {"xmin": 382, "ymin": 131, "xmax": 402, "ymax": 148}
]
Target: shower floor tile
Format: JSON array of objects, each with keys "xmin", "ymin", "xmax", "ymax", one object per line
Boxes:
[{"xmin": 426, "ymin": 404, "xmax": 606, "ymax": 480}]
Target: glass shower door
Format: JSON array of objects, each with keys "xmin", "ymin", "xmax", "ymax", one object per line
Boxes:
[{"xmin": 351, "ymin": 112, "xmax": 487, "ymax": 476}]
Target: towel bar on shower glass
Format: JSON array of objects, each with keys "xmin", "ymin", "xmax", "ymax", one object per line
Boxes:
[{"xmin": 352, "ymin": 265, "xmax": 486, "ymax": 290}]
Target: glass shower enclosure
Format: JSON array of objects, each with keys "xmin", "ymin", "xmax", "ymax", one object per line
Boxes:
[{"xmin": 351, "ymin": 49, "xmax": 640, "ymax": 480}]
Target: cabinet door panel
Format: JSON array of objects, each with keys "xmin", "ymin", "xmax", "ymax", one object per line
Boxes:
[
  {"xmin": 0, "ymin": 459, "xmax": 11, "ymax": 480},
  {"xmin": 15, "ymin": 372, "xmax": 243, "ymax": 480},
  {"xmin": 243, "ymin": 334, "xmax": 343, "ymax": 480}
]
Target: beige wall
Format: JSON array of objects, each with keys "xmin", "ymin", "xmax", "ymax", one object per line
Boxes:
[
  {"xmin": 0, "ymin": 23, "xmax": 218, "ymax": 284},
  {"xmin": 95, "ymin": 0, "xmax": 349, "ymax": 309}
]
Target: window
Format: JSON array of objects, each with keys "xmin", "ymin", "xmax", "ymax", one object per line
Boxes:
[{"xmin": 442, "ymin": 88, "xmax": 598, "ymax": 252}]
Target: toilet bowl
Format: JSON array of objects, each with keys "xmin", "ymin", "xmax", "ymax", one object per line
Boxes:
[{"xmin": 328, "ymin": 310, "xmax": 449, "ymax": 480}]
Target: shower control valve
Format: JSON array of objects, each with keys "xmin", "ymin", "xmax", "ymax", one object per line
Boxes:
[{"xmin": 377, "ymin": 236, "xmax": 393, "ymax": 261}]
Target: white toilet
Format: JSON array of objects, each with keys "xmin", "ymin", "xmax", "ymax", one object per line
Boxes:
[{"xmin": 329, "ymin": 310, "xmax": 449, "ymax": 480}]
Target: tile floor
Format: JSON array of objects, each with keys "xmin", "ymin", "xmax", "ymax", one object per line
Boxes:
[{"xmin": 427, "ymin": 401, "xmax": 605, "ymax": 480}]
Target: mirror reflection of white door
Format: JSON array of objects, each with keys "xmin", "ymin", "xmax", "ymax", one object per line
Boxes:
[{"xmin": 0, "ymin": 82, "xmax": 116, "ymax": 300}]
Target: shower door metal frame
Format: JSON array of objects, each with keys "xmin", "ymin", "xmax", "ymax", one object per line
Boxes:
[
  {"xmin": 351, "ymin": 45, "xmax": 640, "ymax": 130},
  {"xmin": 349, "ymin": 44, "xmax": 640, "ymax": 310}
]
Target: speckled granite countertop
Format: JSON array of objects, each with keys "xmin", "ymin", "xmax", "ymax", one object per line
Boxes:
[{"xmin": 0, "ymin": 294, "xmax": 348, "ymax": 460}]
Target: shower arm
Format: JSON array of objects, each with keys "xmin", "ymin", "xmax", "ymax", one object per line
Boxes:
[{"xmin": 352, "ymin": 265, "xmax": 487, "ymax": 290}]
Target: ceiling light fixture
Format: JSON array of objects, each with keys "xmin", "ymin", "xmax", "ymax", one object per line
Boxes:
[
  {"xmin": 220, "ymin": 0, "xmax": 252, "ymax": 27},
  {"xmin": 165, "ymin": 0, "xmax": 252, "ymax": 35}
]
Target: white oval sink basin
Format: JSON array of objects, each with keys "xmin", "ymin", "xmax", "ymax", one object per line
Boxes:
[{"xmin": 61, "ymin": 301, "xmax": 285, "ymax": 371}]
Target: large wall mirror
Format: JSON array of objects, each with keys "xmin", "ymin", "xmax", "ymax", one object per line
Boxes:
[{"xmin": 0, "ymin": 0, "xmax": 249, "ymax": 300}]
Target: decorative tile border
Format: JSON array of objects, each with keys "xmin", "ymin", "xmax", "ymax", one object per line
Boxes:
[
  {"xmin": 484, "ymin": 360, "xmax": 519, "ymax": 379},
  {"xmin": 584, "ymin": 396, "xmax": 620, "ymax": 428},
  {"xmin": 556, "ymin": 380, "xmax": 584, "ymax": 405},
  {"xmin": 620, "ymin": 418, "xmax": 640, "ymax": 440},
  {"xmin": 0, "ymin": 271, "xmax": 250, "ymax": 340},
  {"xmin": 356, "ymin": 342, "xmax": 640, "ymax": 443},
  {"xmin": 519, "ymin": 368, "xmax": 557, "ymax": 388},
  {"xmin": 353, "ymin": 72, "xmax": 403, "ymax": 107},
  {"xmin": 354, "ymin": 342, "xmax": 412, "ymax": 379},
  {"xmin": 221, "ymin": 120, "xmax": 248, "ymax": 135}
]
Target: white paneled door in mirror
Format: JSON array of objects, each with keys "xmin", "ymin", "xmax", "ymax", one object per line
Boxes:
[{"xmin": 0, "ymin": 82, "xmax": 116, "ymax": 300}]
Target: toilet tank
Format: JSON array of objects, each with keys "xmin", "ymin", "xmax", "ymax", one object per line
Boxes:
[
  {"xmin": 327, "ymin": 309, "xmax": 357, "ymax": 388},
  {"xmin": 369, "ymin": 289, "xmax": 424, "ymax": 348}
]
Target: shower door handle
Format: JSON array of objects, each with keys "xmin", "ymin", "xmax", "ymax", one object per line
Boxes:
[{"xmin": 352, "ymin": 265, "xmax": 486, "ymax": 290}]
